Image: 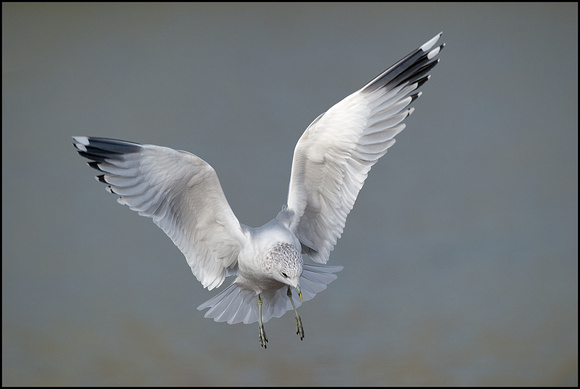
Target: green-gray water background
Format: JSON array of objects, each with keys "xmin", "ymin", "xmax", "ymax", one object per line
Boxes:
[{"xmin": 3, "ymin": 3, "xmax": 577, "ymax": 386}]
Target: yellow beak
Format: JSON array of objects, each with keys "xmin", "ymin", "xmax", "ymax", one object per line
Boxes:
[{"xmin": 296, "ymin": 284, "xmax": 303, "ymax": 302}]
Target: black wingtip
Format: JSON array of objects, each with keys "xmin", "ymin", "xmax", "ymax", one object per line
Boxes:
[
  {"xmin": 409, "ymin": 92, "xmax": 421, "ymax": 103},
  {"xmin": 87, "ymin": 161, "xmax": 103, "ymax": 172},
  {"xmin": 361, "ymin": 34, "xmax": 444, "ymax": 95},
  {"xmin": 414, "ymin": 75, "xmax": 431, "ymax": 89}
]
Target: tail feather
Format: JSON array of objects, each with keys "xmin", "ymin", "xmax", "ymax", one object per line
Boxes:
[
  {"xmin": 197, "ymin": 264, "xmax": 343, "ymax": 324},
  {"xmin": 299, "ymin": 263, "xmax": 343, "ymax": 301},
  {"xmin": 197, "ymin": 283, "xmax": 258, "ymax": 324}
]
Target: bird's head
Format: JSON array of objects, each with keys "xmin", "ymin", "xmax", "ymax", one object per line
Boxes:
[{"xmin": 269, "ymin": 242, "xmax": 303, "ymax": 301}]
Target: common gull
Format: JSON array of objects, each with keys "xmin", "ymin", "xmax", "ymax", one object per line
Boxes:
[{"xmin": 73, "ymin": 33, "xmax": 444, "ymax": 348}]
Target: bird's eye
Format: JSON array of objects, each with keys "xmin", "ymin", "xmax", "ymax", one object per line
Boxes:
[{"xmin": 282, "ymin": 272, "xmax": 288, "ymax": 278}]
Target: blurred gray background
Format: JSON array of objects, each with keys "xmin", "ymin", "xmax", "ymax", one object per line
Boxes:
[{"xmin": 2, "ymin": 2, "xmax": 577, "ymax": 386}]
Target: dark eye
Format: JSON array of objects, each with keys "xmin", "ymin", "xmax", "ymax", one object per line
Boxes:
[{"xmin": 282, "ymin": 272, "xmax": 288, "ymax": 278}]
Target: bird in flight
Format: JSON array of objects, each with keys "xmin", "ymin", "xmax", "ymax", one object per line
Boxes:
[{"xmin": 73, "ymin": 33, "xmax": 444, "ymax": 348}]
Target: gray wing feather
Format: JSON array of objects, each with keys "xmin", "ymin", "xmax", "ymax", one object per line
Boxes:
[
  {"xmin": 287, "ymin": 33, "xmax": 444, "ymax": 263},
  {"xmin": 73, "ymin": 136, "xmax": 247, "ymax": 290}
]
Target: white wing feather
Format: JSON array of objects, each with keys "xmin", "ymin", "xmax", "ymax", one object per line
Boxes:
[
  {"xmin": 73, "ymin": 137, "xmax": 247, "ymax": 290},
  {"xmin": 287, "ymin": 33, "xmax": 444, "ymax": 263}
]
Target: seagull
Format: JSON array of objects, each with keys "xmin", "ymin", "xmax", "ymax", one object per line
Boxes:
[{"xmin": 73, "ymin": 33, "xmax": 444, "ymax": 348}]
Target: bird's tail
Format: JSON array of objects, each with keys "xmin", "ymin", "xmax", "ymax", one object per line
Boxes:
[{"xmin": 197, "ymin": 264, "xmax": 343, "ymax": 324}]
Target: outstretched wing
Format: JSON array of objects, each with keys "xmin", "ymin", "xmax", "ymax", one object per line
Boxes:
[
  {"xmin": 73, "ymin": 136, "xmax": 247, "ymax": 290},
  {"xmin": 286, "ymin": 33, "xmax": 444, "ymax": 263}
]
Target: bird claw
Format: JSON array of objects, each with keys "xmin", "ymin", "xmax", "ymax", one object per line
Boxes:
[
  {"xmin": 259, "ymin": 324, "xmax": 268, "ymax": 348},
  {"xmin": 295, "ymin": 315, "xmax": 304, "ymax": 340}
]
